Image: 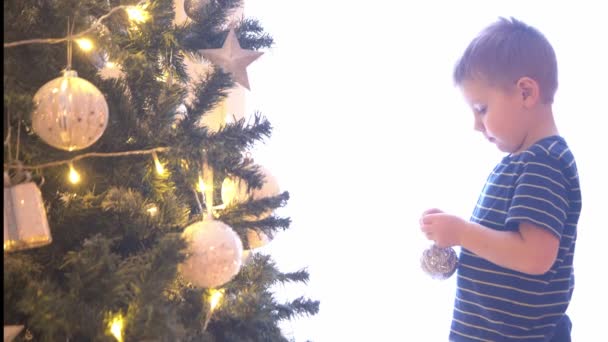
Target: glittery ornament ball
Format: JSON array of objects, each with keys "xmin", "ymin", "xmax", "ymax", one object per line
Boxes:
[
  {"xmin": 179, "ymin": 219, "xmax": 243, "ymax": 288},
  {"xmin": 421, "ymin": 245, "xmax": 458, "ymax": 280}
]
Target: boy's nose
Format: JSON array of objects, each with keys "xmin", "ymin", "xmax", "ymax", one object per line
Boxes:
[{"xmin": 473, "ymin": 117, "xmax": 485, "ymax": 132}]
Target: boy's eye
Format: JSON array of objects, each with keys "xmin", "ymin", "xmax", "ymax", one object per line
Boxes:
[{"xmin": 473, "ymin": 104, "xmax": 487, "ymax": 115}]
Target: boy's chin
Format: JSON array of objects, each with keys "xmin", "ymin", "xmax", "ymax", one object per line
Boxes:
[{"xmin": 492, "ymin": 141, "xmax": 513, "ymax": 153}]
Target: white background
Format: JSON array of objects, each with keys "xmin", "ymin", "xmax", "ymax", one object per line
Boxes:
[{"xmin": 242, "ymin": 1, "xmax": 608, "ymax": 340}]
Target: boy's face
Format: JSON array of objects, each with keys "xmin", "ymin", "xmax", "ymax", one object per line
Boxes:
[{"xmin": 460, "ymin": 78, "xmax": 531, "ymax": 154}]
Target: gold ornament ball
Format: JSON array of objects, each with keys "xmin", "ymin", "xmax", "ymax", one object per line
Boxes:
[
  {"xmin": 32, "ymin": 70, "xmax": 109, "ymax": 151},
  {"xmin": 220, "ymin": 176, "xmax": 248, "ymax": 206},
  {"xmin": 184, "ymin": 0, "xmax": 211, "ymax": 22},
  {"xmin": 179, "ymin": 219, "xmax": 243, "ymax": 288},
  {"xmin": 421, "ymin": 245, "xmax": 458, "ymax": 280}
]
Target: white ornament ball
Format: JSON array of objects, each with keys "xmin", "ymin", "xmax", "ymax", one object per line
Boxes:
[
  {"xmin": 250, "ymin": 166, "xmax": 280, "ymax": 202},
  {"xmin": 180, "ymin": 219, "xmax": 243, "ymax": 288},
  {"xmin": 32, "ymin": 70, "xmax": 109, "ymax": 151},
  {"xmin": 221, "ymin": 166, "xmax": 280, "ymax": 220},
  {"xmin": 246, "ymin": 228, "xmax": 271, "ymax": 250}
]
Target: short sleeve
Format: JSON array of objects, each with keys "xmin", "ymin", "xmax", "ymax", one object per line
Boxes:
[{"xmin": 505, "ymin": 155, "xmax": 569, "ymax": 238}]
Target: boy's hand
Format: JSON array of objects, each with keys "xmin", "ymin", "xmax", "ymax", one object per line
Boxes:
[{"xmin": 420, "ymin": 209, "xmax": 470, "ymax": 248}]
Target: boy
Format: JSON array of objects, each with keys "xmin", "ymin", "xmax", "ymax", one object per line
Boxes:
[{"xmin": 419, "ymin": 17, "xmax": 581, "ymax": 341}]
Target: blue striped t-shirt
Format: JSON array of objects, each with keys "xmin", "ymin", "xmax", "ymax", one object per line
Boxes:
[{"xmin": 450, "ymin": 136, "xmax": 582, "ymax": 341}]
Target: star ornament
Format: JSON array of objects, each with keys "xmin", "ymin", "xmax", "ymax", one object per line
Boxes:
[{"xmin": 200, "ymin": 29, "xmax": 264, "ymax": 90}]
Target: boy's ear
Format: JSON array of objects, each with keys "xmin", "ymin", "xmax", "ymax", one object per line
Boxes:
[{"xmin": 516, "ymin": 77, "xmax": 540, "ymax": 107}]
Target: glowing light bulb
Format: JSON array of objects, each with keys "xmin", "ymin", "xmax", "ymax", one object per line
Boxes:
[
  {"xmin": 75, "ymin": 38, "xmax": 94, "ymax": 52},
  {"xmin": 108, "ymin": 313, "xmax": 124, "ymax": 342},
  {"xmin": 126, "ymin": 4, "xmax": 149, "ymax": 23},
  {"xmin": 197, "ymin": 175, "xmax": 206, "ymax": 193},
  {"xmin": 68, "ymin": 163, "xmax": 81, "ymax": 184},
  {"xmin": 208, "ymin": 289, "xmax": 224, "ymax": 312},
  {"xmin": 152, "ymin": 152, "xmax": 164, "ymax": 175},
  {"xmin": 221, "ymin": 177, "xmax": 237, "ymax": 205},
  {"xmin": 146, "ymin": 204, "xmax": 158, "ymax": 216}
]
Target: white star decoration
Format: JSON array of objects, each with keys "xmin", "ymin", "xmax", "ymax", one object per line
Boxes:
[{"xmin": 200, "ymin": 29, "xmax": 263, "ymax": 90}]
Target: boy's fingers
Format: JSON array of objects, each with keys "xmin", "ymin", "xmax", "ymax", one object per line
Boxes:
[
  {"xmin": 420, "ymin": 214, "xmax": 439, "ymax": 225},
  {"xmin": 422, "ymin": 208, "xmax": 443, "ymax": 216},
  {"xmin": 420, "ymin": 223, "xmax": 433, "ymax": 233}
]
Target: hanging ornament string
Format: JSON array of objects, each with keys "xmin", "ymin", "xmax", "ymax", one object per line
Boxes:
[
  {"xmin": 202, "ymin": 152, "xmax": 214, "ymax": 220},
  {"xmin": 4, "ymin": 107, "xmax": 28, "ymax": 180},
  {"xmin": 5, "ymin": 109, "xmax": 13, "ymax": 163},
  {"xmin": 167, "ymin": 48, "xmax": 174, "ymax": 86},
  {"xmin": 66, "ymin": 17, "xmax": 75, "ymax": 71},
  {"xmin": 15, "ymin": 113, "xmax": 21, "ymax": 163},
  {"xmin": 192, "ymin": 187, "xmax": 205, "ymax": 216},
  {"xmin": 3, "ymin": 3, "xmax": 146, "ymax": 48}
]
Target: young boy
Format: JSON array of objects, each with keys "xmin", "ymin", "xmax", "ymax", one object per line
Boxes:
[{"xmin": 420, "ymin": 18, "xmax": 581, "ymax": 341}]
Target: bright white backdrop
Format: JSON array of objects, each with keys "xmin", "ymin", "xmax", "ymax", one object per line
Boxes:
[{"xmin": 242, "ymin": 1, "xmax": 608, "ymax": 340}]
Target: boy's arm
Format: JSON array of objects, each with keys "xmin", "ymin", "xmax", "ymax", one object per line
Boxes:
[
  {"xmin": 421, "ymin": 212, "xmax": 560, "ymax": 275},
  {"xmin": 460, "ymin": 220, "xmax": 559, "ymax": 275}
]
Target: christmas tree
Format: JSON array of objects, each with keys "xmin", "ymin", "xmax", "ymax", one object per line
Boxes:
[{"xmin": 3, "ymin": 0, "xmax": 319, "ymax": 341}]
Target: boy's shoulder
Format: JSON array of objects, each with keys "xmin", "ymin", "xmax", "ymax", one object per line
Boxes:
[
  {"xmin": 512, "ymin": 135, "xmax": 577, "ymax": 178},
  {"xmin": 515, "ymin": 135, "xmax": 571, "ymax": 163}
]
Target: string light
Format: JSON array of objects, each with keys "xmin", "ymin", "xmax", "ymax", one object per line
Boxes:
[
  {"xmin": 104, "ymin": 61, "xmax": 122, "ymax": 72},
  {"xmin": 68, "ymin": 162, "xmax": 81, "ymax": 184},
  {"xmin": 108, "ymin": 312, "xmax": 124, "ymax": 342},
  {"xmin": 152, "ymin": 151, "xmax": 165, "ymax": 175},
  {"xmin": 75, "ymin": 38, "xmax": 94, "ymax": 52},
  {"xmin": 197, "ymin": 175, "xmax": 206, "ymax": 193},
  {"xmin": 4, "ymin": 147, "xmax": 170, "ymax": 171},
  {"xmin": 155, "ymin": 71, "xmax": 169, "ymax": 83},
  {"xmin": 126, "ymin": 4, "xmax": 149, "ymax": 23},
  {"xmin": 145, "ymin": 204, "xmax": 158, "ymax": 216},
  {"xmin": 5, "ymin": 2, "xmax": 155, "ymax": 49},
  {"xmin": 203, "ymin": 289, "xmax": 225, "ymax": 330},
  {"xmin": 208, "ymin": 289, "xmax": 224, "ymax": 312}
]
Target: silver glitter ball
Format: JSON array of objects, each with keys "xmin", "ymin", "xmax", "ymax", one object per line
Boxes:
[{"xmin": 421, "ymin": 245, "xmax": 458, "ymax": 280}]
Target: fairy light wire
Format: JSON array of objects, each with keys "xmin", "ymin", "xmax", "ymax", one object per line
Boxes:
[{"xmin": 4, "ymin": 2, "xmax": 148, "ymax": 48}]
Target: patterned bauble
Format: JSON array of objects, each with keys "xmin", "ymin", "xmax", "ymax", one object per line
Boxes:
[
  {"xmin": 179, "ymin": 219, "xmax": 243, "ymax": 288},
  {"xmin": 32, "ymin": 70, "xmax": 109, "ymax": 151},
  {"xmin": 184, "ymin": 0, "xmax": 211, "ymax": 22},
  {"xmin": 421, "ymin": 244, "xmax": 458, "ymax": 280}
]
